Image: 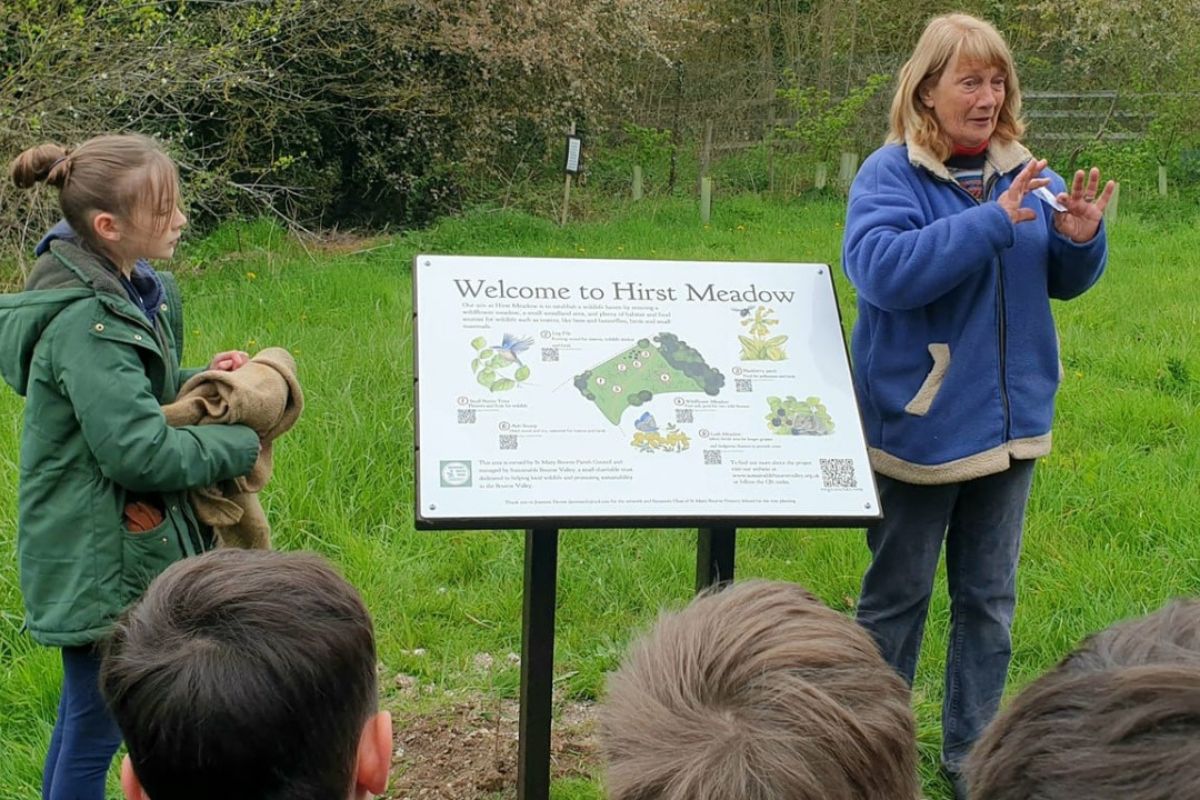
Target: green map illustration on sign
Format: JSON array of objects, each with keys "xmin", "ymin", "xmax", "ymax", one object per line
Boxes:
[{"xmin": 573, "ymin": 333, "xmax": 725, "ymax": 425}]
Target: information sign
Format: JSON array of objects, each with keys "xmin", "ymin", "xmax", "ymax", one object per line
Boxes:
[{"xmin": 414, "ymin": 256, "xmax": 879, "ymax": 528}]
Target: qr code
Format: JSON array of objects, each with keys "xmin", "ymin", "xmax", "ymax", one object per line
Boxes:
[
  {"xmin": 542, "ymin": 347, "xmax": 559, "ymax": 362},
  {"xmin": 703, "ymin": 449, "xmax": 722, "ymax": 465},
  {"xmin": 499, "ymin": 435, "xmax": 518, "ymax": 450},
  {"xmin": 676, "ymin": 409, "xmax": 694, "ymax": 423},
  {"xmin": 819, "ymin": 458, "xmax": 858, "ymax": 488},
  {"xmin": 457, "ymin": 409, "xmax": 476, "ymax": 424},
  {"xmin": 735, "ymin": 379, "xmax": 752, "ymax": 393}
]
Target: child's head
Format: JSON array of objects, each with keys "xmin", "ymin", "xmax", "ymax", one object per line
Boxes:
[
  {"xmin": 967, "ymin": 599, "xmax": 1200, "ymax": 800},
  {"xmin": 599, "ymin": 580, "xmax": 920, "ymax": 800},
  {"xmin": 100, "ymin": 549, "xmax": 391, "ymax": 800},
  {"xmin": 9, "ymin": 133, "xmax": 185, "ymax": 267}
]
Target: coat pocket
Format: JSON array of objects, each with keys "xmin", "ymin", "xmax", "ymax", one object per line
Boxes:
[
  {"xmin": 904, "ymin": 343, "xmax": 951, "ymax": 417},
  {"xmin": 119, "ymin": 515, "xmax": 186, "ymax": 605}
]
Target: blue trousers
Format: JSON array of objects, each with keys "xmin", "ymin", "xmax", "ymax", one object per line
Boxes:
[
  {"xmin": 856, "ymin": 460, "xmax": 1035, "ymax": 770},
  {"xmin": 42, "ymin": 645, "xmax": 123, "ymax": 800}
]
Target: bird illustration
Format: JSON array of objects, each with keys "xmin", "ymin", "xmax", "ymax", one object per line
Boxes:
[
  {"xmin": 634, "ymin": 412, "xmax": 658, "ymax": 433},
  {"xmin": 490, "ymin": 333, "xmax": 534, "ymax": 366},
  {"xmin": 732, "ymin": 305, "xmax": 753, "ymax": 317}
]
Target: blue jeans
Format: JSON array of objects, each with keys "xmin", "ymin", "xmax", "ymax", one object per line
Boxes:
[
  {"xmin": 43, "ymin": 645, "xmax": 124, "ymax": 800},
  {"xmin": 856, "ymin": 460, "xmax": 1035, "ymax": 771}
]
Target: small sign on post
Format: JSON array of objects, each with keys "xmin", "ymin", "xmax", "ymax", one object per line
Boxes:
[
  {"xmin": 563, "ymin": 135, "xmax": 582, "ymax": 175},
  {"xmin": 561, "ymin": 125, "xmax": 580, "ymax": 226}
]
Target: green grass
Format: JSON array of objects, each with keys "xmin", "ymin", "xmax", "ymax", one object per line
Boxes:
[{"xmin": 2, "ymin": 195, "xmax": 1199, "ymax": 798}]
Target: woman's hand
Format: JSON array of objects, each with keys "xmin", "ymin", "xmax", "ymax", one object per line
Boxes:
[
  {"xmin": 1053, "ymin": 167, "xmax": 1117, "ymax": 243},
  {"xmin": 997, "ymin": 158, "xmax": 1051, "ymax": 225},
  {"xmin": 208, "ymin": 350, "xmax": 250, "ymax": 371}
]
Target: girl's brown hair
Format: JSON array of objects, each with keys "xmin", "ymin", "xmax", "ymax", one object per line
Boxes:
[
  {"xmin": 887, "ymin": 13, "xmax": 1026, "ymax": 160},
  {"xmin": 9, "ymin": 133, "xmax": 180, "ymax": 253}
]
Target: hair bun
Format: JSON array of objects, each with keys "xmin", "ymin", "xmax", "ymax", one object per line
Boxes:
[{"xmin": 8, "ymin": 143, "xmax": 71, "ymax": 189}]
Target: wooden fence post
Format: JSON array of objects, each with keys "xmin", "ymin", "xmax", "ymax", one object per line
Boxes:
[
  {"xmin": 838, "ymin": 152, "xmax": 859, "ymax": 192},
  {"xmin": 1104, "ymin": 182, "xmax": 1120, "ymax": 223},
  {"xmin": 632, "ymin": 166, "xmax": 643, "ymax": 200},
  {"xmin": 1158, "ymin": 165, "xmax": 1168, "ymax": 197},
  {"xmin": 814, "ymin": 163, "xmax": 829, "ymax": 190},
  {"xmin": 699, "ymin": 119, "xmax": 714, "ymax": 195},
  {"xmin": 700, "ymin": 177, "xmax": 712, "ymax": 224}
]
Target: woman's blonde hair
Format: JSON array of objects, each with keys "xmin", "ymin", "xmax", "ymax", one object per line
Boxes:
[
  {"xmin": 888, "ymin": 13, "xmax": 1025, "ymax": 160},
  {"xmin": 9, "ymin": 133, "xmax": 180, "ymax": 254}
]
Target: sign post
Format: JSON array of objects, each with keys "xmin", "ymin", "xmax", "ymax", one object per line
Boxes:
[
  {"xmin": 413, "ymin": 255, "xmax": 880, "ymax": 799},
  {"xmin": 561, "ymin": 123, "xmax": 581, "ymax": 226}
]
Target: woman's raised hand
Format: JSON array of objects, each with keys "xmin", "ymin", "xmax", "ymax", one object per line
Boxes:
[
  {"xmin": 997, "ymin": 158, "xmax": 1051, "ymax": 225},
  {"xmin": 1054, "ymin": 167, "xmax": 1117, "ymax": 243}
]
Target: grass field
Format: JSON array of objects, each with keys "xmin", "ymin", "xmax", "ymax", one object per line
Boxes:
[{"xmin": 2, "ymin": 193, "xmax": 1199, "ymax": 798}]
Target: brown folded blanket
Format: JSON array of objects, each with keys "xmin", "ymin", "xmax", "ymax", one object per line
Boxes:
[{"xmin": 162, "ymin": 347, "xmax": 303, "ymax": 549}]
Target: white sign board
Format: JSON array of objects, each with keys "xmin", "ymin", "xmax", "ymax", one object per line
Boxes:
[
  {"xmin": 564, "ymin": 136, "xmax": 582, "ymax": 174},
  {"xmin": 414, "ymin": 256, "xmax": 879, "ymax": 528}
]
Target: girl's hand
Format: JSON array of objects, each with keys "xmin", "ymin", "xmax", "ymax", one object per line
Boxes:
[
  {"xmin": 997, "ymin": 158, "xmax": 1051, "ymax": 225},
  {"xmin": 208, "ymin": 350, "xmax": 250, "ymax": 371},
  {"xmin": 1054, "ymin": 167, "xmax": 1117, "ymax": 243}
]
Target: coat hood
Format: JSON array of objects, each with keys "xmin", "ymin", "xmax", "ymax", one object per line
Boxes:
[{"xmin": 0, "ymin": 241, "xmax": 123, "ymax": 396}]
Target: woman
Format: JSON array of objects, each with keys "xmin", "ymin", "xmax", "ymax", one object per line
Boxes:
[
  {"xmin": 2, "ymin": 134, "xmax": 259, "ymax": 799},
  {"xmin": 841, "ymin": 13, "xmax": 1114, "ymax": 795}
]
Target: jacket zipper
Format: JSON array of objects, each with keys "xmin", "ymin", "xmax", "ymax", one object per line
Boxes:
[
  {"xmin": 98, "ymin": 296, "xmax": 207, "ymax": 552},
  {"xmin": 939, "ymin": 168, "xmax": 1012, "ymax": 441}
]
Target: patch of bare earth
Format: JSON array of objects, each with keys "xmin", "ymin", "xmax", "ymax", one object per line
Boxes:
[{"xmin": 386, "ymin": 697, "xmax": 599, "ymax": 799}]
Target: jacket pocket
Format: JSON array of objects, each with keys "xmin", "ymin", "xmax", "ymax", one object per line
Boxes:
[
  {"xmin": 904, "ymin": 343, "xmax": 951, "ymax": 417},
  {"xmin": 119, "ymin": 514, "xmax": 186, "ymax": 605}
]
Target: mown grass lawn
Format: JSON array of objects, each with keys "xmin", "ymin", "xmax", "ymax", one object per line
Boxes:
[{"xmin": 2, "ymin": 194, "xmax": 1198, "ymax": 798}]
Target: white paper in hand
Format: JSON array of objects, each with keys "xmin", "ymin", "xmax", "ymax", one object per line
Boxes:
[{"xmin": 1033, "ymin": 185, "xmax": 1067, "ymax": 212}]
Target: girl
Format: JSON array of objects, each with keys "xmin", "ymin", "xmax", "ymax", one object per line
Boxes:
[{"xmin": 1, "ymin": 134, "xmax": 261, "ymax": 799}]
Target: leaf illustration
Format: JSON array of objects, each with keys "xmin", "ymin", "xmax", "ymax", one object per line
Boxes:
[
  {"xmin": 478, "ymin": 369, "xmax": 496, "ymax": 388},
  {"xmin": 471, "ymin": 358, "xmax": 480, "ymax": 372},
  {"xmin": 470, "ymin": 336, "xmax": 486, "ymax": 351},
  {"xmin": 489, "ymin": 354, "xmax": 506, "ymax": 368},
  {"xmin": 765, "ymin": 335, "xmax": 789, "ymax": 346},
  {"xmin": 491, "ymin": 378, "xmax": 516, "ymax": 392},
  {"xmin": 514, "ymin": 365, "xmax": 531, "ymax": 381}
]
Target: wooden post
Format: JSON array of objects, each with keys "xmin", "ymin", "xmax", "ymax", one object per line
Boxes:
[
  {"xmin": 1158, "ymin": 165, "xmax": 1168, "ymax": 196},
  {"xmin": 838, "ymin": 152, "xmax": 859, "ymax": 191},
  {"xmin": 668, "ymin": 62, "xmax": 683, "ymax": 195},
  {"xmin": 632, "ymin": 166, "xmax": 643, "ymax": 201},
  {"xmin": 560, "ymin": 122, "xmax": 576, "ymax": 226},
  {"xmin": 700, "ymin": 177, "xmax": 712, "ymax": 224},
  {"xmin": 1104, "ymin": 181, "xmax": 1120, "ymax": 224},
  {"xmin": 699, "ymin": 119, "xmax": 714, "ymax": 195},
  {"xmin": 814, "ymin": 163, "xmax": 828, "ymax": 190}
]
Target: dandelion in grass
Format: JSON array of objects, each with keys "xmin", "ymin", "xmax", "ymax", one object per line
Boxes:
[{"xmin": 245, "ymin": 271, "xmax": 257, "ymax": 280}]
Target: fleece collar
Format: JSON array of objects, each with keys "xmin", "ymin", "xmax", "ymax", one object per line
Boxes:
[{"xmin": 905, "ymin": 137, "xmax": 1032, "ymax": 181}]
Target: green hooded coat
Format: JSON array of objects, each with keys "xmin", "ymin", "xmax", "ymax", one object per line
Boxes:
[{"xmin": 0, "ymin": 240, "xmax": 259, "ymax": 646}]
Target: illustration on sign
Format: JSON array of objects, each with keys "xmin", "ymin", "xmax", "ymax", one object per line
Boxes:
[
  {"xmin": 469, "ymin": 334, "xmax": 532, "ymax": 392},
  {"xmin": 629, "ymin": 412, "xmax": 691, "ymax": 453},
  {"xmin": 738, "ymin": 306, "xmax": 788, "ymax": 361},
  {"xmin": 765, "ymin": 395, "xmax": 835, "ymax": 435},
  {"xmin": 572, "ymin": 333, "xmax": 724, "ymax": 424}
]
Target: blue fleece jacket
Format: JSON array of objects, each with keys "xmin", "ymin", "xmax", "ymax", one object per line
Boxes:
[{"xmin": 842, "ymin": 140, "xmax": 1107, "ymax": 484}]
